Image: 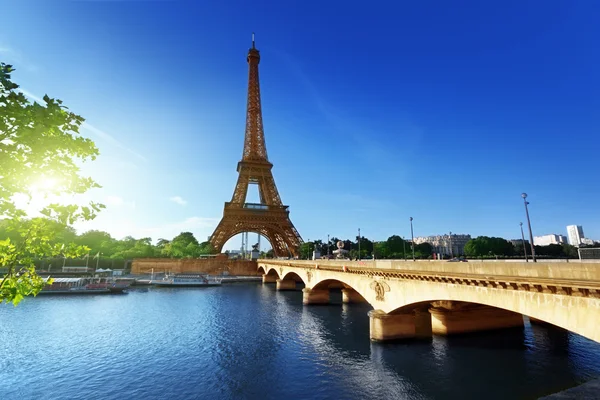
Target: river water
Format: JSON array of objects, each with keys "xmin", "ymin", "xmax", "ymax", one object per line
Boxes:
[{"xmin": 1, "ymin": 283, "xmax": 600, "ymax": 400}]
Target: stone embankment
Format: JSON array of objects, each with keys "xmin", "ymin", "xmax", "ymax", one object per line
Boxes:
[{"xmin": 132, "ymin": 255, "xmax": 259, "ymax": 276}]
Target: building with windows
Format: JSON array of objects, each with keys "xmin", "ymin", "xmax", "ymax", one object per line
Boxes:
[
  {"xmin": 533, "ymin": 234, "xmax": 568, "ymax": 246},
  {"xmin": 413, "ymin": 234, "xmax": 471, "ymax": 256},
  {"xmin": 509, "ymin": 239, "xmax": 529, "ymax": 247},
  {"xmin": 567, "ymin": 225, "xmax": 585, "ymax": 247}
]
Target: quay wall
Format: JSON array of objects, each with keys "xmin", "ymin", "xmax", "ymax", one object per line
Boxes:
[{"xmin": 132, "ymin": 256, "xmax": 259, "ymax": 276}]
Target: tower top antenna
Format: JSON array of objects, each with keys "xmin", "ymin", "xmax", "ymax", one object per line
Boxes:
[{"xmin": 252, "ymin": 32, "xmax": 255, "ymax": 49}]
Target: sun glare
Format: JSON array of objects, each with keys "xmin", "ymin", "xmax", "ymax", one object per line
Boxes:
[
  {"xmin": 11, "ymin": 176, "xmax": 81, "ymax": 217},
  {"xmin": 29, "ymin": 177, "xmax": 59, "ymax": 194}
]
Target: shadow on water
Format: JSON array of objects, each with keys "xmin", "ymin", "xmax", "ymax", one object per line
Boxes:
[{"xmin": 283, "ymin": 291, "xmax": 600, "ymax": 400}]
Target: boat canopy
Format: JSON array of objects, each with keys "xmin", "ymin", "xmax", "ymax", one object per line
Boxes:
[{"xmin": 45, "ymin": 277, "xmax": 85, "ymax": 283}]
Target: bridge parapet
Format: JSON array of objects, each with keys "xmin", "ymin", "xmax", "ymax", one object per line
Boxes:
[{"xmin": 259, "ymin": 259, "xmax": 600, "ymax": 289}]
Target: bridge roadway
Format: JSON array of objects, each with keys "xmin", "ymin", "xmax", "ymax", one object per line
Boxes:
[{"xmin": 257, "ymin": 259, "xmax": 600, "ymax": 343}]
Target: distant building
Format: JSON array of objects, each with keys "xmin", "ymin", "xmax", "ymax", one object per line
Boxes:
[
  {"xmin": 413, "ymin": 234, "xmax": 471, "ymax": 256},
  {"xmin": 567, "ymin": 225, "xmax": 585, "ymax": 247},
  {"xmin": 509, "ymin": 239, "xmax": 529, "ymax": 247},
  {"xmin": 533, "ymin": 234, "xmax": 568, "ymax": 246}
]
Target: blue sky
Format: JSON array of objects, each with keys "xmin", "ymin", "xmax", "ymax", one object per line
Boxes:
[{"xmin": 2, "ymin": 1, "xmax": 599, "ymax": 249}]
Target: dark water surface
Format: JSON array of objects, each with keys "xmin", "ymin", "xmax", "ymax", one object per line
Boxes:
[{"xmin": 2, "ymin": 283, "xmax": 600, "ymax": 400}]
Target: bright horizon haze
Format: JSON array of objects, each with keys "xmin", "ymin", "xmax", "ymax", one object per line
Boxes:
[{"xmin": 2, "ymin": 1, "xmax": 599, "ymax": 250}]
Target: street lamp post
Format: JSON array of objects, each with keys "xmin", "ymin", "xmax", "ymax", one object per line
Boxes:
[
  {"xmin": 521, "ymin": 193, "xmax": 536, "ymax": 263},
  {"xmin": 307, "ymin": 239, "xmax": 310, "ymax": 260},
  {"xmin": 373, "ymin": 241, "xmax": 376, "ymax": 261},
  {"xmin": 410, "ymin": 217, "xmax": 415, "ymax": 261},
  {"xmin": 449, "ymin": 231, "xmax": 453, "ymax": 258},
  {"xmin": 358, "ymin": 228, "xmax": 361, "ymax": 261},
  {"xmin": 403, "ymin": 237, "xmax": 407, "ymax": 260},
  {"xmin": 327, "ymin": 234, "xmax": 330, "ymax": 259},
  {"xmin": 520, "ymin": 222, "xmax": 529, "ymax": 262}
]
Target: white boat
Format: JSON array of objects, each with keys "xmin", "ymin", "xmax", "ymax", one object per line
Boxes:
[
  {"xmin": 38, "ymin": 277, "xmax": 129, "ymax": 295},
  {"xmin": 152, "ymin": 273, "xmax": 222, "ymax": 287}
]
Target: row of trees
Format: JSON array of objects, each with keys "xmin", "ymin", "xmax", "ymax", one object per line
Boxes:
[
  {"xmin": 463, "ymin": 236, "xmax": 582, "ymax": 259},
  {"xmin": 298, "ymin": 235, "xmax": 433, "ymax": 260},
  {"xmin": 2, "ymin": 218, "xmax": 586, "ymax": 268},
  {"xmin": 0, "ymin": 218, "xmax": 214, "ymax": 268},
  {"xmin": 297, "ymin": 235, "xmax": 586, "ymax": 260}
]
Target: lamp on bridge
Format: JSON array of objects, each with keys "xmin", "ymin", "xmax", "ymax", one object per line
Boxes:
[
  {"xmin": 358, "ymin": 228, "xmax": 361, "ymax": 261},
  {"xmin": 410, "ymin": 217, "xmax": 415, "ymax": 261},
  {"xmin": 520, "ymin": 222, "xmax": 529, "ymax": 262},
  {"xmin": 521, "ymin": 193, "xmax": 537, "ymax": 263}
]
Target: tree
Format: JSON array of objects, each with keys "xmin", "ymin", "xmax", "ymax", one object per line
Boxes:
[
  {"xmin": 561, "ymin": 243, "xmax": 578, "ymax": 259},
  {"xmin": 386, "ymin": 235, "xmax": 408, "ymax": 259},
  {"xmin": 75, "ymin": 230, "xmax": 115, "ymax": 256},
  {"xmin": 374, "ymin": 241, "xmax": 390, "ymax": 259},
  {"xmin": 415, "ymin": 242, "xmax": 433, "ymax": 258},
  {"xmin": 299, "ymin": 242, "xmax": 312, "ymax": 259},
  {"xmin": 0, "ymin": 63, "xmax": 103, "ymax": 305},
  {"xmin": 464, "ymin": 236, "xmax": 513, "ymax": 258}
]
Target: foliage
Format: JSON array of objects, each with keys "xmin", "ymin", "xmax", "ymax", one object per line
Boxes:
[
  {"xmin": 0, "ymin": 63, "xmax": 103, "ymax": 305},
  {"xmin": 463, "ymin": 236, "xmax": 514, "ymax": 257},
  {"xmin": 414, "ymin": 242, "xmax": 433, "ymax": 258}
]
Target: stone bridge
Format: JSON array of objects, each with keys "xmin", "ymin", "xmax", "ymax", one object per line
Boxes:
[{"xmin": 257, "ymin": 259, "xmax": 600, "ymax": 343}]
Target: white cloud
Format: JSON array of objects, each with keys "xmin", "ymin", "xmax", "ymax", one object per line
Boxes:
[{"xmin": 169, "ymin": 196, "xmax": 187, "ymax": 206}]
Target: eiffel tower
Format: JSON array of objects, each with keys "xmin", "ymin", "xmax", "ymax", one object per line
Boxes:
[{"xmin": 209, "ymin": 35, "xmax": 303, "ymax": 257}]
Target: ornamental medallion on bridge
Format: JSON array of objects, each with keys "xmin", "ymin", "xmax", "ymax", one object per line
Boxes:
[
  {"xmin": 279, "ymin": 267, "xmax": 283, "ymax": 277},
  {"xmin": 370, "ymin": 280, "xmax": 391, "ymax": 301},
  {"xmin": 208, "ymin": 35, "xmax": 303, "ymax": 258},
  {"xmin": 306, "ymin": 271, "xmax": 313, "ymax": 283}
]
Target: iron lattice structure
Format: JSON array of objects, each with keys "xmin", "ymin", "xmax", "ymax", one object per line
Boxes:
[{"xmin": 209, "ymin": 39, "xmax": 303, "ymax": 257}]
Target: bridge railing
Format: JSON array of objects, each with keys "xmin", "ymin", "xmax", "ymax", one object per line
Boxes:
[{"xmin": 258, "ymin": 259, "xmax": 600, "ymax": 287}]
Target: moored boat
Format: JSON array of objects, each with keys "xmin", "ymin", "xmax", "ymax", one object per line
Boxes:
[
  {"xmin": 152, "ymin": 273, "xmax": 222, "ymax": 287},
  {"xmin": 38, "ymin": 277, "xmax": 130, "ymax": 295}
]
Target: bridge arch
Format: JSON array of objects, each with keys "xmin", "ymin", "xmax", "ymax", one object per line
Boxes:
[
  {"xmin": 310, "ymin": 278, "xmax": 371, "ymax": 306},
  {"xmin": 282, "ymin": 271, "xmax": 305, "ymax": 284},
  {"xmin": 264, "ymin": 266, "xmax": 281, "ymax": 280},
  {"xmin": 374, "ymin": 285, "xmax": 597, "ymax": 341}
]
